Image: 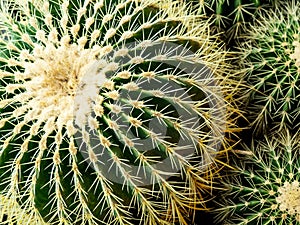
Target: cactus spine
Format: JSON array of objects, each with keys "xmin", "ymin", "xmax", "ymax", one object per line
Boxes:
[{"xmin": 0, "ymin": 0, "xmax": 237, "ymax": 224}]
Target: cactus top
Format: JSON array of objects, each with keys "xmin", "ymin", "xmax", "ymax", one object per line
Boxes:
[{"xmin": 276, "ymin": 181, "xmax": 300, "ymax": 216}]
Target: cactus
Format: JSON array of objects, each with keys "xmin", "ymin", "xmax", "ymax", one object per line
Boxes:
[
  {"xmin": 0, "ymin": 0, "xmax": 238, "ymax": 224},
  {"xmin": 184, "ymin": 0, "xmax": 279, "ymax": 41},
  {"xmin": 239, "ymin": 0, "xmax": 300, "ymax": 134},
  {"xmin": 214, "ymin": 129, "xmax": 300, "ymax": 225}
]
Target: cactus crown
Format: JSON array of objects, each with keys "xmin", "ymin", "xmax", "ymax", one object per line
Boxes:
[
  {"xmin": 0, "ymin": 0, "xmax": 236, "ymax": 224},
  {"xmin": 276, "ymin": 181, "xmax": 300, "ymax": 215}
]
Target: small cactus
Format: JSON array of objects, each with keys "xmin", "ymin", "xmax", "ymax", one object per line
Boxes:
[
  {"xmin": 239, "ymin": 0, "xmax": 300, "ymax": 134},
  {"xmin": 0, "ymin": 0, "xmax": 238, "ymax": 224},
  {"xmin": 214, "ymin": 129, "xmax": 300, "ymax": 225},
  {"xmin": 183, "ymin": 0, "xmax": 278, "ymax": 41}
]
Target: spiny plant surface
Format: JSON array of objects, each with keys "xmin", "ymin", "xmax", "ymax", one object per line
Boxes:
[
  {"xmin": 214, "ymin": 129, "xmax": 300, "ymax": 225},
  {"xmin": 0, "ymin": 0, "xmax": 238, "ymax": 224},
  {"xmin": 240, "ymin": 0, "xmax": 300, "ymax": 134},
  {"xmin": 0, "ymin": 195, "xmax": 39, "ymax": 224},
  {"xmin": 183, "ymin": 0, "xmax": 279, "ymax": 41}
]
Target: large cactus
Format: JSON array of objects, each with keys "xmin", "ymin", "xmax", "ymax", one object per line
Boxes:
[
  {"xmin": 0, "ymin": 0, "xmax": 238, "ymax": 224},
  {"xmin": 239, "ymin": 0, "xmax": 300, "ymax": 134},
  {"xmin": 214, "ymin": 129, "xmax": 300, "ymax": 225}
]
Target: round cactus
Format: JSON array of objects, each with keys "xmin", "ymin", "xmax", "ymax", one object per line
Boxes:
[
  {"xmin": 214, "ymin": 129, "xmax": 300, "ymax": 225},
  {"xmin": 239, "ymin": 0, "xmax": 300, "ymax": 134},
  {"xmin": 0, "ymin": 0, "xmax": 238, "ymax": 224},
  {"xmin": 183, "ymin": 0, "xmax": 279, "ymax": 41}
]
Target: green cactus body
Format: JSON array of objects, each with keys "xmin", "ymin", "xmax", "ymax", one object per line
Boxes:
[
  {"xmin": 185, "ymin": 0, "xmax": 278, "ymax": 40},
  {"xmin": 240, "ymin": 0, "xmax": 300, "ymax": 134},
  {"xmin": 214, "ymin": 129, "xmax": 300, "ymax": 225},
  {"xmin": 0, "ymin": 0, "xmax": 237, "ymax": 224}
]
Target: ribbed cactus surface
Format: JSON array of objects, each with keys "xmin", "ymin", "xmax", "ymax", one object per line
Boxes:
[
  {"xmin": 240, "ymin": 0, "xmax": 300, "ymax": 134},
  {"xmin": 0, "ymin": 0, "xmax": 236, "ymax": 224},
  {"xmin": 184, "ymin": 0, "xmax": 278, "ymax": 40},
  {"xmin": 214, "ymin": 130, "xmax": 300, "ymax": 225}
]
